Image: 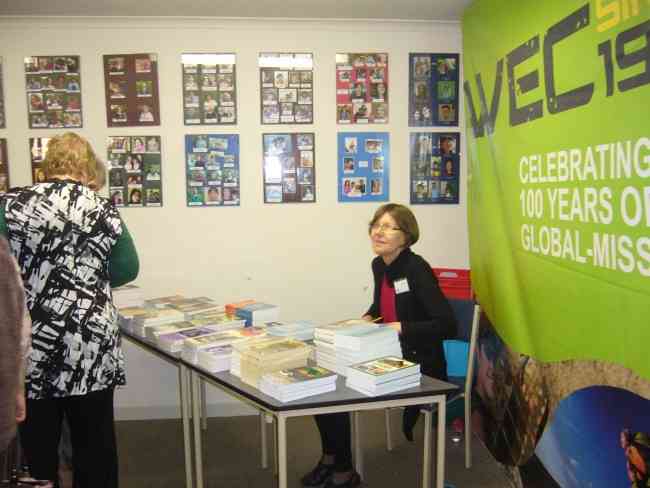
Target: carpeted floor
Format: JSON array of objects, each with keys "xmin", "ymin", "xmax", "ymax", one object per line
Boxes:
[{"xmin": 116, "ymin": 409, "xmax": 513, "ymax": 488}]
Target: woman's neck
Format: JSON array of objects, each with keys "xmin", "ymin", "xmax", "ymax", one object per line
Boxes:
[{"xmin": 381, "ymin": 247, "xmax": 405, "ymax": 266}]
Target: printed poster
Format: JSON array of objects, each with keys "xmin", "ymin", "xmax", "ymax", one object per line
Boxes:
[
  {"xmin": 29, "ymin": 137, "xmax": 51, "ymax": 184},
  {"xmin": 0, "ymin": 139, "xmax": 8, "ymax": 194},
  {"xmin": 181, "ymin": 53, "xmax": 237, "ymax": 125},
  {"xmin": 185, "ymin": 134, "xmax": 240, "ymax": 206},
  {"xmin": 103, "ymin": 54, "xmax": 160, "ymax": 127},
  {"xmin": 409, "ymin": 53, "xmax": 459, "ymax": 127},
  {"xmin": 259, "ymin": 53, "xmax": 313, "ymax": 124},
  {"xmin": 107, "ymin": 136, "xmax": 162, "ymax": 207},
  {"xmin": 464, "ymin": 0, "xmax": 650, "ymax": 485},
  {"xmin": 338, "ymin": 132, "xmax": 389, "ymax": 202},
  {"xmin": 410, "ymin": 132, "xmax": 460, "ymax": 204},
  {"xmin": 263, "ymin": 133, "xmax": 315, "ymax": 203},
  {"xmin": 24, "ymin": 55, "xmax": 82, "ymax": 129},
  {"xmin": 0, "ymin": 57, "xmax": 5, "ymax": 128},
  {"xmin": 336, "ymin": 53, "xmax": 388, "ymax": 124}
]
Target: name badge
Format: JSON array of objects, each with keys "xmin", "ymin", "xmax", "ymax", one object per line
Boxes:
[{"xmin": 394, "ymin": 278, "xmax": 410, "ymax": 294}]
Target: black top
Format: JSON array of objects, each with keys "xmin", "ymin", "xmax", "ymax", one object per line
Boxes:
[{"xmin": 365, "ymin": 248, "xmax": 457, "ymax": 380}]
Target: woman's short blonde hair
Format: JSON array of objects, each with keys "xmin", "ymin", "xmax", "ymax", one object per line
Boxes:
[
  {"xmin": 369, "ymin": 203, "xmax": 420, "ymax": 246},
  {"xmin": 43, "ymin": 132, "xmax": 100, "ymax": 183}
]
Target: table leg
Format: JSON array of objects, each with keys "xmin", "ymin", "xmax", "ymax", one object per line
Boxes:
[
  {"xmin": 260, "ymin": 411, "xmax": 268, "ymax": 469},
  {"xmin": 200, "ymin": 378, "xmax": 208, "ymax": 431},
  {"xmin": 192, "ymin": 372, "xmax": 204, "ymax": 488},
  {"xmin": 277, "ymin": 415, "xmax": 287, "ymax": 488},
  {"xmin": 352, "ymin": 411, "xmax": 364, "ymax": 478},
  {"xmin": 178, "ymin": 365, "xmax": 194, "ymax": 488},
  {"xmin": 422, "ymin": 408, "xmax": 432, "ymax": 488},
  {"xmin": 436, "ymin": 400, "xmax": 446, "ymax": 488}
]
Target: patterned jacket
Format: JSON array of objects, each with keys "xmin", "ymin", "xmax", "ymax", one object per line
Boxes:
[{"xmin": 2, "ymin": 180, "xmax": 131, "ymax": 399}]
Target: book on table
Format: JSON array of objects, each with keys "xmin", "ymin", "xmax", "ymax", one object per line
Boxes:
[
  {"xmin": 265, "ymin": 320, "xmax": 317, "ymax": 341},
  {"xmin": 197, "ymin": 345, "xmax": 234, "ymax": 372},
  {"xmin": 112, "ymin": 284, "xmax": 144, "ymax": 309},
  {"xmin": 346, "ymin": 356, "xmax": 420, "ymax": 389},
  {"xmin": 182, "ymin": 326, "xmax": 267, "ymax": 363},
  {"xmin": 259, "ymin": 365, "xmax": 337, "ymax": 402},
  {"xmin": 132, "ymin": 307, "xmax": 186, "ymax": 337},
  {"xmin": 225, "ymin": 299, "xmax": 256, "ymax": 315},
  {"xmin": 346, "ymin": 373, "xmax": 421, "ymax": 396},
  {"xmin": 235, "ymin": 302, "xmax": 280, "ymax": 326},
  {"xmin": 239, "ymin": 338, "xmax": 312, "ymax": 387},
  {"xmin": 156, "ymin": 325, "xmax": 228, "ymax": 354},
  {"xmin": 170, "ymin": 299, "xmax": 225, "ymax": 317},
  {"xmin": 333, "ymin": 324, "xmax": 398, "ymax": 351}
]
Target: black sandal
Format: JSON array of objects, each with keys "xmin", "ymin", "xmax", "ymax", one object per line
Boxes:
[{"xmin": 301, "ymin": 461, "xmax": 335, "ymax": 487}]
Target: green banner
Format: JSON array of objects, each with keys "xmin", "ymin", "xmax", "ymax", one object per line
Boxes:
[{"xmin": 463, "ymin": 0, "xmax": 650, "ymax": 380}]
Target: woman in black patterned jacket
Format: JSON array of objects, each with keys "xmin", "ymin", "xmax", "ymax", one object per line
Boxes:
[{"xmin": 0, "ymin": 132, "xmax": 139, "ymax": 488}]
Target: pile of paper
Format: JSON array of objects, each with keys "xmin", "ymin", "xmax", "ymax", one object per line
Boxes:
[{"xmin": 239, "ymin": 338, "xmax": 312, "ymax": 387}]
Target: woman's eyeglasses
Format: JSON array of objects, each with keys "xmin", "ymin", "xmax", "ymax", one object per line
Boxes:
[{"xmin": 371, "ymin": 223, "xmax": 402, "ymax": 234}]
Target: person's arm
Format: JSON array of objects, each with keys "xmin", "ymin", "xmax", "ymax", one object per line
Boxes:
[
  {"xmin": 109, "ymin": 221, "xmax": 139, "ymax": 287},
  {"xmin": 400, "ymin": 262, "xmax": 457, "ymax": 347}
]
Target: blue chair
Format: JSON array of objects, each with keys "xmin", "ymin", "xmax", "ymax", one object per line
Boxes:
[{"xmin": 384, "ymin": 301, "xmax": 480, "ymax": 469}]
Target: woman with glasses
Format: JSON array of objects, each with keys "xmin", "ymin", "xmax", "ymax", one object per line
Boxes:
[{"xmin": 302, "ymin": 203, "xmax": 457, "ymax": 488}]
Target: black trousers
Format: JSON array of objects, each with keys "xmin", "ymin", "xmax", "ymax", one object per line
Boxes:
[
  {"xmin": 20, "ymin": 388, "xmax": 118, "ymax": 488},
  {"xmin": 313, "ymin": 412, "xmax": 352, "ymax": 472}
]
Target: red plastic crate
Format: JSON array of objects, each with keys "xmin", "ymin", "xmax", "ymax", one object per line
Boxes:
[{"xmin": 432, "ymin": 267, "xmax": 472, "ymax": 300}]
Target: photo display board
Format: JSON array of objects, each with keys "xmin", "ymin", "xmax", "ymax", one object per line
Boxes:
[
  {"xmin": 29, "ymin": 137, "xmax": 51, "ymax": 184},
  {"xmin": 409, "ymin": 53, "xmax": 459, "ymax": 127},
  {"xmin": 185, "ymin": 134, "xmax": 240, "ymax": 206},
  {"xmin": 337, "ymin": 132, "xmax": 389, "ymax": 202},
  {"xmin": 410, "ymin": 132, "xmax": 460, "ymax": 204},
  {"xmin": 107, "ymin": 136, "xmax": 162, "ymax": 207},
  {"xmin": 0, "ymin": 58, "xmax": 5, "ymax": 128},
  {"xmin": 25, "ymin": 55, "xmax": 82, "ymax": 129},
  {"xmin": 259, "ymin": 53, "xmax": 313, "ymax": 124},
  {"xmin": 182, "ymin": 53, "xmax": 237, "ymax": 125},
  {"xmin": 0, "ymin": 139, "xmax": 9, "ymax": 193},
  {"xmin": 336, "ymin": 53, "xmax": 388, "ymax": 124},
  {"xmin": 263, "ymin": 133, "xmax": 315, "ymax": 203},
  {"xmin": 103, "ymin": 54, "xmax": 160, "ymax": 127}
]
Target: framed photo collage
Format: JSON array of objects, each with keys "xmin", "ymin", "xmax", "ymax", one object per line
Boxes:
[{"xmin": 7, "ymin": 51, "xmax": 461, "ymax": 206}]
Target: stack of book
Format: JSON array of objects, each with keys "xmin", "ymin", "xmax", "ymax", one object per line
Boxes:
[
  {"xmin": 185, "ymin": 311, "xmax": 245, "ymax": 332},
  {"xmin": 169, "ymin": 298, "xmax": 224, "ymax": 317},
  {"xmin": 346, "ymin": 357, "xmax": 421, "ymax": 396},
  {"xmin": 265, "ymin": 320, "xmax": 317, "ymax": 341},
  {"xmin": 144, "ymin": 295, "xmax": 186, "ymax": 308},
  {"xmin": 183, "ymin": 326, "xmax": 267, "ymax": 364},
  {"xmin": 225, "ymin": 299, "xmax": 256, "ymax": 315},
  {"xmin": 259, "ymin": 366, "xmax": 337, "ymax": 402},
  {"xmin": 145, "ymin": 320, "xmax": 205, "ymax": 342},
  {"xmin": 156, "ymin": 325, "xmax": 226, "ymax": 354},
  {"xmin": 230, "ymin": 336, "xmax": 286, "ymax": 377},
  {"xmin": 239, "ymin": 338, "xmax": 312, "ymax": 387},
  {"xmin": 315, "ymin": 322, "xmax": 401, "ymax": 375},
  {"xmin": 112, "ymin": 284, "xmax": 144, "ymax": 309},
  {"xmin": 131, "ymin": 307, "xmax": 186, "ymax": 337},
  {"xmin": 117, "ymin": 305, "xmax": 151, "ymax": 332},
  {"xmin": 235, "ymin": 302, "xmax": 280, "ymax": 326}
]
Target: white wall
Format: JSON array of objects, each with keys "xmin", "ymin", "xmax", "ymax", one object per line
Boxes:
[{"xmin": 0, "ymin": 16, "xmax": 467, "ymax": 419}]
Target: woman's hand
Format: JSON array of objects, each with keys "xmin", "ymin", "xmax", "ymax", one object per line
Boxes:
[
  {"xmin": 361, "ymin": 315, "xmax": 374, "ymax": 322},
  {"xmin": 16, "ymin": 392, "xmax": 26, "ymax": 422}
]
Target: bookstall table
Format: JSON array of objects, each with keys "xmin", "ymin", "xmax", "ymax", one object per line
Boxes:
[
  {"xmin": 121, "ymin": 330, "xmax": 196, "ymax": 488},
  {"xmin": 121, "ymin": 328, "xmax": 457, "ymax": 488},
  {"xmin": 190, "ymin": 365, "xmax": 457, "ymax": 488}
]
